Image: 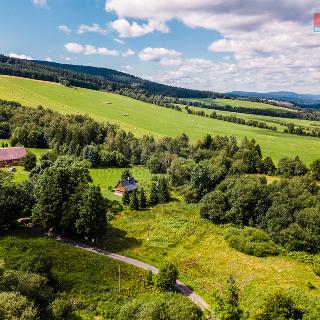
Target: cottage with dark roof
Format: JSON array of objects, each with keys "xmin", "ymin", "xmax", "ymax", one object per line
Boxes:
[
  {"xmin": 114, "ymin": 177, "xmax": 138, "ymax": 196},
  {"xmin": 0, "ymin": 147, "xmax": 27, "ymax": 168}
]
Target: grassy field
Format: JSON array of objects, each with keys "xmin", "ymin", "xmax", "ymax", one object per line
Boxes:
[
  {"xmin": 90, "ymin": 166, "xmax": 152, "ymax": 200},
  {"xmin": 0, "ymin": 228, "xmax": 158, "ymax": 319},
  {"xmin": 103, "ymin": 201, "xmax": 320, "ymax": 315},
  {"xmin": 187, "ymin": 105, "xmax": 319, "ymax": 132},
  {"xmin": 188, "ymin": 97, "xmax": 295, "ymax": 114},
  {"xmin": 0, "ymin": 76, "xmax": 319, "ymax": 163}
]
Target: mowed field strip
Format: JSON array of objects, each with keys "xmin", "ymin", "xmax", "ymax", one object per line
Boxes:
[{"xmin": 0, "ymin": 75, "xmax": 319, "ymax": 163}]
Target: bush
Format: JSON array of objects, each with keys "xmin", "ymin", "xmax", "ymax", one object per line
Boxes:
[
  {"xmin": 0, "ymin": 291, "xmax": 38, "ymax": 320},
  {"xmin": 255, "ymin": 291, "xmax": 304, "ymax": 320},
  {"xmin": 156, "ymin": 263, "xmax": 178, "ymax": 292},
  {"xmin": 116, "ymin": 293, "xmax": 201, "ymax": 320},
  {"xmin": 50, "ymin": 297, "xmax": 71, "ymax": 319},
  {"xmin": 224, "ymin": 227, "xmax": 279, "ymax": 257},
  {"xmin": 0, "ymin": 270, "xmax": 53, "ymax": 307},
  {"xmin": 20, "ymin": 151, "xmax": 37, "ymax": 171},
  {"xmin": 199, "ymin": 190, "xmax": 228, "ymax": 223}
]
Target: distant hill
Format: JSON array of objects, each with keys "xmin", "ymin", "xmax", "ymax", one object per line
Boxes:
[
  {"xmin": 227, "ymin": 91, "xmax": 320, "ymax": 110},
  {"xmin": 0, "ymin": 55, "xmax": 218, "ymax": 99}
]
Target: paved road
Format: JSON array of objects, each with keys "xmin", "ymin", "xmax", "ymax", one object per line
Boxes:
[{"xmin": 20, "ymin": 220, "xmax": 210, "ymax": 311}]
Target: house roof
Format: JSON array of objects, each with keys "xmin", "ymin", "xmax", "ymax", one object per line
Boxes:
[
  {"xmin": 0, "ymin": 147, "xmax": 27, "ymax": 162},
  {"xmin": 115, "ymin": 177, "xmax": 138, "ymax": 191}
]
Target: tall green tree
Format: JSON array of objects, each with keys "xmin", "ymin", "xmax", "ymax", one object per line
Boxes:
[
  {"xmin": 32, "ymin": 156, "xmax": 92, "ymax": 232},
  {"xmin": 122, "ymin": 189, "xmax": 130, "ymax": 205},
  {"xmin": 156, "ymin": 263, "xmax": 178, "ymax": 292},
  {"xmin": 217, "ymin": 275, "xmax": 243, "ymax": 320},
  {"xmin": 20, "ymin": 151, "xmax": 37, "ymax": 171},
  {"xmin": 130, "ymin": 190, "xmax": 140, "ymax": 210},
  {"xmin": 139, "ymin": 188, "xmax": 147, "ymax": 209},
  {"xmin": 149, "ymin": 181, "xmax": 159, "ymax": 206},
  {"xmin": 75, "ymin": 185, "xmax": 107, "ymax": 237}
]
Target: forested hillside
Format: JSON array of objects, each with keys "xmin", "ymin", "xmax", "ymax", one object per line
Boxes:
[{"xmin": 0, "ymin": 55, "xmax": 217, "ymax": 98}]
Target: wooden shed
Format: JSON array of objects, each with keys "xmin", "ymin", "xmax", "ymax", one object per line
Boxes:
[{"xmin": 114, "ymin": 177, "xmax": 138, "ymax": 196}]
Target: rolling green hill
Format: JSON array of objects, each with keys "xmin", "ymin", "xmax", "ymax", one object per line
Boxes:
[
  {"xmin": 0, "ymin": 75, "xmax": 319, "ymax": 163},
  {"xmin": 187, "ymin": 97, "xmax": 295, "ymax": 114}
]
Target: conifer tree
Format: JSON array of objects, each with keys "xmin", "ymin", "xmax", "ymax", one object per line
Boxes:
[
  {"xmin": 139, "ymin": 188, "xmax": 147, "ymax": 209},
  {"xmin": 130, "ymin": 190, "xmax": 140, "ymax": 210},
  {"xmin": 158, "ymin": 177, "xmax": 170, "ymax": 204},
  {"xmin": 122, "ymin": 189, "xmax": 130, "ymax": 205},
  {"xmin": 149, "ymin": 181, "xmax": 159, "ymax": 206}
]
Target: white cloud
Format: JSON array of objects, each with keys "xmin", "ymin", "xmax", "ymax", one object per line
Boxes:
[
  {"xmin": 122, "ymin": 49, "xmax": 135, "ymax": 57},
  {"xmin": 139, "ymin": 47, "xmax": 181, "ymax": 65},
  {"xmin": 78, "ymin": 23, "xmax": 108, "ymax": 35},
  {"xmin": 8, "ymin": 53, "xmax": 33, "ymax": 60},
  {"xmin": 121, "ymin": 65, "xmax": 134, "ymax": 72},
  {"xmin": 57, "ymin": 25, "xmax": 72, "ymax": 34},
  {"xmin": 65, "ymin": 57, "xmax": 72, "ymax": 61},
  {"xmin": 45, "ymin": 57, "xmax": 52, "ymax": 62},
  {"xmin": 114, "ymin": 38, "xmax": 125, "ymax": 45},
  {"xmin": 64, "ymin": 42, "xmax": 83, "ymax": 54},
  {"xmin": 64, "ymin": 42, "xmax": 119, "ymax": 56},
  {"xmin": 110, "ymin": 18, "xmax": 169, "ymax": 38},
  {"xmin": 32, "ymin": 0, "xmax": 48, "ymax": 8},
  {"xmin": 105, "ymin": 0, "xmax": 320, "ymax": 93}
]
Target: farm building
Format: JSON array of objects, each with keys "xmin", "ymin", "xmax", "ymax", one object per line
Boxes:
[
  {"xmin": 114, "ymin": 177, "xmax": 138, "ymax": 196},
  {"xmin": 0, "ymin": 147, "xmax": 27, "ymax": 167}
]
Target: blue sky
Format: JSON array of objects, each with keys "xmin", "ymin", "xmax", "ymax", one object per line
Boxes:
[{"xmin": 1, "ymin": 0, "xmax": 319, "ymax": 93}]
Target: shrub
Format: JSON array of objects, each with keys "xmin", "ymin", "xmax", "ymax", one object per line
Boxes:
[
  {"xmin": 116, "ymin": 293, "xmax": 201, "ymax": 320},
  {"xmin": 224, "ymin": 227, "xmax": 279, "ymax": 257},
  {"xmin": 255, "ymin": 291, "xmax": 304, "ymax": 320},
  {"xmin": 20, "ymin": 151, "xmax": 37, "ymax": 171},
  {"xmin": 50, "ymin": 297, "xmax": 71, "ymax": 319},
  {"xmin": 0, "ymin": 291, "xmax": 38, "ymax": 320},
  {"xmin": 156, "ymin": 263, "xmax": 178, "ymax": 292}
]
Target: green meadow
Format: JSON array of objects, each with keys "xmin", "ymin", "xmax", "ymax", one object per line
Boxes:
[
  {"xmin": 188, "ymin": 97, "xmax": 295, "ymax": 114},
  {"xmin": 90, "ymin": 166, "xmax": 152, "ymax": 200},
  {"xmin": 0, "ymin": 75, "xmax": 319, "ymax": 163},
  {"xmin": 104, "ymin": 201, "xmax": 320, "ymax": 314},
  {"xmin": 0, "ymin": 228, "xmax": 158, "ymax": 320},
  {"xmin": 187, "ymin": 105, "xmax": 320, "ymax": 132}
]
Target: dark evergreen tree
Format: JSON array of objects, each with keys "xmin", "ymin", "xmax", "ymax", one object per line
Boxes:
[
  {"xmin": 139, "ymin": 188, "xmax": 147, "ymax": 209},
  {"xmin": 158, "ymin": 177, "xmax": 170, "ymax": 204},
  {"xmin": 129, "ymin": 190, "xmax": 140, "ymax": 210},
  {"xmin": 121, "ymin": 169, "xmax": 132, "ymax": 179},
  {"xmin": 122, "ymin": 189, "xmax": 130, "ymax": 205},
  {"xmin": 149, "ymin": 181, "xmax": 159, "ymax": 206}
]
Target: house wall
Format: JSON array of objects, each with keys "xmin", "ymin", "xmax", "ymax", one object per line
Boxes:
[{"xmin": 0, "ymin": 159, "xmax": 20, "ymax": 168}]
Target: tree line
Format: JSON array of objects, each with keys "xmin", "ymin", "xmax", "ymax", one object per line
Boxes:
[
  {"xmin": 178, "ymin": 98, "xmax": 320, "ymax": 122},
  {"xmin": 185, "ymin": 106, "xmax": 278, "ymax": 132}
]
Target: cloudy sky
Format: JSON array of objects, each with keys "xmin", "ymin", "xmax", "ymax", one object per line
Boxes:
[{"xmin": 1, "ymin": 0, "xmax": 319, "ymax": 93}]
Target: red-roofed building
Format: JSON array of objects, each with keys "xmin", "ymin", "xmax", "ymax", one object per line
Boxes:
[{"xmin": 0, "ymin": 147, "xmax": 27, "ymax": 167}]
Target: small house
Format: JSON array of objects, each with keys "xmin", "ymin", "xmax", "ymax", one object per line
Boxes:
[
  {"xmin": 114, "ymin": 177, "xmax": 138, "ymax": 196},
  {"xmin": 0, "ymin": 147, "xmax": 27, "ymax": 168}
]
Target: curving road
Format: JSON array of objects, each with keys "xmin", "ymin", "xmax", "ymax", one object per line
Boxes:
[{"xmin": 19, "ymin": 220, "xmax": 210, "ymax": 311}]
